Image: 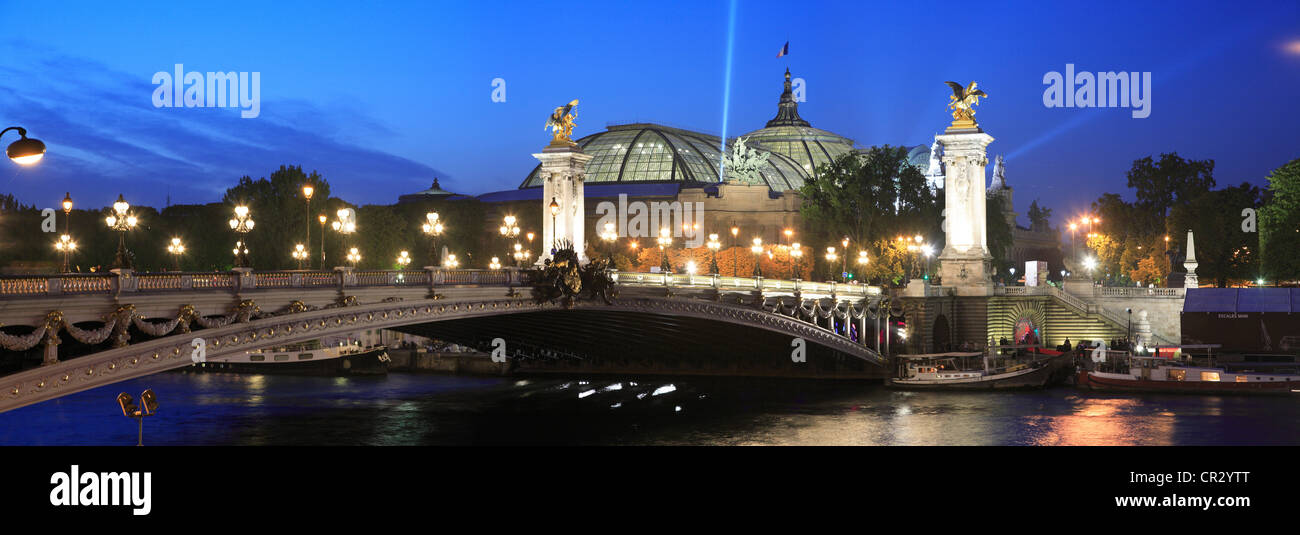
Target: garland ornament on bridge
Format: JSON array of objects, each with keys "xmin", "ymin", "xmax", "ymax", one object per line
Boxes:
[{"xmin": 0, "ymin": 300, "xmax": 263, "ymax": 366}]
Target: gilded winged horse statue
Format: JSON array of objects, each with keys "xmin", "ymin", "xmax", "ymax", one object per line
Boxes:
[
  {"xmin": 944, "ymin": 81, "xmax": 987, "ymax": 123},
  {"xmin": 545, "ymin": 99, "xmax": 580, "ymax": 145}
]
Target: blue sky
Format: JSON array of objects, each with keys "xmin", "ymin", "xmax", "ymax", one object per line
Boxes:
[{"xmin": 1, "ymin": 0, "xmax": 1297, "ymax": 226}]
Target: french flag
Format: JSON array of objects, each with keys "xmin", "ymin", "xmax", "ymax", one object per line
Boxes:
[{"xmin": 776, "ymin": 41, "xmax": 788, "ymax": 58}]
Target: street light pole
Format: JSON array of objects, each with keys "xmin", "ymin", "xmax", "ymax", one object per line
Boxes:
[
  {"xmin": 228, "ymin": 205, "xmax": 255, "ymax": 268},
  {"xmin": 318, "ymin": 215, "xmax": 327, "ymax": 269},
  {"xmin": 302, "ymin": 184, "xmax": 314, "ymax": 268},
  {"xmin": 105, "ymin": 194, "xmax": 137, "ymax": 270}
]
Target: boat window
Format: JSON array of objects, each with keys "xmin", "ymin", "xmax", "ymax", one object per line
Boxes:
[
  {"xmin": 298, "ymin": 353, "xmax": 313, "ymax": 360},
  {"xmin": 274, "ymin": 354, "xmax": 289, "ymax": 362},
  {"xmin": 1235, "ymin": 375, "xmax": 1247, "ymax": 383},
  {"xmin": 248, "ymin": 355, "xmax": 264, "ymax": 362},
  {"xmin": 1200, "ymin": 371, "xmax": 1220, "ymax": 382},
  {"xmin": 1168, "ymin": 369, "xmax": 1186, "ymax": 381}
]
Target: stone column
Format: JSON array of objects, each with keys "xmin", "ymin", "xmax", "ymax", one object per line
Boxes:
[
  {"xmin": 1183, "ymin": 230, "xmax": 1199, "ymax": 289},
  {"xmin": 534, "ymin": 143, "xmax": 593, "ymax": 264},
  {"xmin": 935, "ymin": 128, "xmax": 995, "ymax": 296}
]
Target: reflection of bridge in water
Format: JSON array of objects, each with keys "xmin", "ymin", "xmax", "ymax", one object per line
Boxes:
[{"xmin": 0, "ymin": 268, "xmax": 890, "ymax": 412}]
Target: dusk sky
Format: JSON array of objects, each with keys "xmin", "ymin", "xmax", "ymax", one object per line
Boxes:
[{"xmin": 1, "ymin": 0, "xmax": 1297, "ymax": 226}]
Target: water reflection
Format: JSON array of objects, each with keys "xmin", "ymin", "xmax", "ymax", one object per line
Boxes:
[{"xmin": 1, "ymin": 371, "xmax": 1297, "ymax": 445}]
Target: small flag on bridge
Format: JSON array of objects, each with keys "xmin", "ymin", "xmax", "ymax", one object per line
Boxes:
[{"xmin": 776, "ymin": 41, "xmax": 789, "ymax": 58}]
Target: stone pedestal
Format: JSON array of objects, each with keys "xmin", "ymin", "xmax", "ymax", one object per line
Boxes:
[
  {"xmin": 535, "ymin": 143, "xmax": 594, "ymax": 264},
  {"xmin": 935, "ymin": 128, "xmax": 995, "ymax": 296}
]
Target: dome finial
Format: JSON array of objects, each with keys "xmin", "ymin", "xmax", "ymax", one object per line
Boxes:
[{"xmin": 765, "ymin": 68, "xmax": 809, "ymax": 128}]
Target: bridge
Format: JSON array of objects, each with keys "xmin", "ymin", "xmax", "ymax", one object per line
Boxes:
[{"xmin": 0, "ymin": 268, "xmax": 888, "ymax": 412}]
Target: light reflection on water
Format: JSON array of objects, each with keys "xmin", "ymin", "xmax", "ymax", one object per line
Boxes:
[{"xmin": 1, "ymin": 371, "xmax": 1297, "ymax": 446}]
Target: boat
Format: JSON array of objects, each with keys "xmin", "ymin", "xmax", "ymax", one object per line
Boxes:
[
  {"xmin": 888, "ymin": 347, "xmax": 1072, "ymax": 390},
  {"xmin": 191, "ymin": 340, "xmax": 390, "ymax": 376},
  {"xmin": 1076, "ymin": 348, "xmax": 1300, "ymax": 396}
]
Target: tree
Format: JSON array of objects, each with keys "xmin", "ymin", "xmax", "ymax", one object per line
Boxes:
[
  {"xmin": 986, "ymin": 195, "xmax": 1015, "ymax": 278},
  {"xmin": 222, "ymin": 165, "xmax": 331, "ymax": 270},
  {"xmin": 1259, "ymin": 158, "xmax": 1300, "ymax": 282},
  {"xmin": 1126, "ymin": 152, "xmax": 1215, "ymax": 217},
  {"xmin": 1168, "ymin": 183, "xmax": 1261, "ymax": 287}
]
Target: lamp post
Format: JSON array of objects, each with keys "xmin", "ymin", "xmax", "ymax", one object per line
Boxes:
[
  {"xmin": 513, "ymin": 243, "xmax": 532, "ymax": 267},
  {"xmin": 422, "ymin": 212, "xmax": 444, "ymax": 266},
  {"xmin": 345, "ymin": 247, "xmax": 361, "ymax": 267},
  {"xmin": 166, "ymin": 237, "xmax": 185, "ymax": 271},
  {"xmin": 783, "ymin": 228, "xmax": 793, "ymax": 246},
  {"xmin": 500, "ymin": 214, "xmax": 520, "ymax": 260},
  {"xmin": 730, "ymin": 225, "xmax": 739, "ymax": 276},
  {"xmin": 302, "ymin": 184, "xmax": 314, "ymax": 267},
  {"xmin": 61, "ymin": 192, "xmax": 72, "ymax": 231},
  {"xmin": 228, "ymin": 205, "xmax": 255, "ymax": 268},
  {"xmin": 920, "ymin": 245, "xmax": 933, "ymax": 280},
  {"xmin": 318, "ymin": 214, "xmax": 327, "ymax": 268},
  {"xmin": 444, "ymin": 254, "xmax": 460, "ymax": 269},
  {"xmin": 397, "ymin": 250, "xmax": 411, "ymax": 270},
  {"xmin": 1, "ymin": 126, "xmax": 45, "ymax": 165},
  {"xmin": 105, "ymin": 194, "xmax": 137, "ymax": 270},
  {"xmin": 856, "ymin": 250, "xmax": 869, "ymax": 282},
  {"xmin": 54, "ymin": 234, "xmax": 76, "ymax": 273},
  {"xmin": 549, "ymin": 198, "xmax": 560, "ymax": 252},
  {"xmin": 790, "ymin": 242, "xmax": 802, "ymax": 279},
  {"xmin": 657, "ymin": 227, "xmax": 672, "ymax": 273},
  {"xmin": 599, "ymin": 222, "xmax": 618, "ymax": 262},
  {"xmin": 331, "ymin": 208, "xmax": 356, "ymax": 267},
  {"xmin": 489, "ymin": 256, "xmax": 502, "ymax": 270},
  {"xmin": 825, "ymin": 246, "xmax": 838, "ymax": 281},
  {"xmin": 840, "ymin": 237, "xmax": 850, "ymax": 282},
  {"xmin": 707, "ymin": 233, "xmax": 721, "ymax": 275},
  {"xmin": 751, "ymin": 238, "xmax": 764, "ymax": 277},
  {"xmin": 292, "ymin": 243, "xmax": 309, "ymax": 270}
]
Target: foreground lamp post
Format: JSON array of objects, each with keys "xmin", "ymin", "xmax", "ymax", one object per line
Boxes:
[
  {"xmin": 1, "ymin": 126, "xmax": 45, "ymax": 165},
  {"xmin": 54, "ymin": 234, "xmax": 76, "ymax": 273},
  {"xmin": 115, "ymin": 389, "xmax": 157, "ymax": 447},
  {"xmin": 292, "ymin": 243, "xmax": 309, "ymax": 270},
  {"xmin": 105, "ymin": 194, "xmax": 137, "ymax": 270},
  {"xmin": 228, "ymin": 205, "xmax": 255, "ymax": 268},
  {"xmin": 657, "ymin": 227, "xmax": 673, "ymax": 273},
  {"xmin": 166, "ymin": 237, "xmax": 185, "ymax": 271},
  {"xmin": 422, "ymin": 212, "xmax": 444, "ymax": 266},
  {"xmin": 751, "ymin": 238, "xmax": 764, "ymax": 277},
  {"xmin": 790, "ymin": 242, "xmax": 802, "ymax": 279},
  {"xmin": 707, "ymin": 233, "xmax": 721, "ymax": 275}
]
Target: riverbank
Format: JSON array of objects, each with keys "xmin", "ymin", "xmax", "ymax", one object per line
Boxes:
[{"xmin": 387, "ymin": 349, "xmax": 508, "ymax": 375}]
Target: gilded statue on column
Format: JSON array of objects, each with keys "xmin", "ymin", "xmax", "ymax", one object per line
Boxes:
[
  {"xmin": 944, "ymin": 81, "xmax": 987, "ymax": 127},
  {"xmin": 545, "ymin": 99, "xmax": 580, "ymax": 146}
]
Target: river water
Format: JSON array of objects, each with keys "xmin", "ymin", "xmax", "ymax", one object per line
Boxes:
[{"xmin": 2, "ymin": 371, "xmax": 1297, "ymax": 445}]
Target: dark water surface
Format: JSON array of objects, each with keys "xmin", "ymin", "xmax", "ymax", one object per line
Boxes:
[{"xmin": 2, "ymin": 371, "xmax": 1297, "ymax": 445}]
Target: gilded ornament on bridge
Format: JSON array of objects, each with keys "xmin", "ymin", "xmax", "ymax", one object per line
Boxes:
[
  {"xmin": 545, "ymin": 99, "xmax": 580, "ymax": 147},
  {"xmin": 944, "ymin": 81, "xmax": 987, "ymax": 128},
  {"xmin": 529, "ymin": 241, "xmax": 615, "ymax": 307}
]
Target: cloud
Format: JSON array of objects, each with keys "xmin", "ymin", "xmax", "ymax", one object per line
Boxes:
[{"xmin": 0, "ymin": 44, "xmax": 447, "ymax": 210}]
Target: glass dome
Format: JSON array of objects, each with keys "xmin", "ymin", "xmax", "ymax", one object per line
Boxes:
[
  {"xmin": 519, "ymin": 123, "xmax": 811, "ymax": 192},
  {"xmin": 741, "ymin": 125, "xmax": 857, "ymax": 175}
]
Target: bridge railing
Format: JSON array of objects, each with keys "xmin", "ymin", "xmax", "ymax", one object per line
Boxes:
[{"xmin": 0, "ymin": 268, "xmax": 880, "ymax": 299}]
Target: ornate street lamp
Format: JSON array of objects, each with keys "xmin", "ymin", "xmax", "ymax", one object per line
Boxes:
[
  {"xmin": 685, "ymin": 260, "xmax": 697, "ymax": 275},
  {"xmin": 657, "ymin": 227, "xmax": 672, "ymax": 273},
  {"xmin": 826, "ymin": 246, "xmax": 839, "ymax": 282},
  {"xmin": 790, "ymin": 242, "xmax": 802, "ymax": 279},
  {"xmin": 1, "ymin": 126, "xmax": 45, "ymax": 165},
  {"xmin": 104, "ymin": 194, "xmax": 138, "ymax": 270},
  {"xmin": 396, "ymin": 250, "xmax": 411, "ymax": 269},
  {"xmin": 751, "ymin": 238, "xmax": 764, "ymax": 277},
  {"xmin": 422, "ymin": 212, "xmax": 444, "ymax": 266},
  {"xmin": 228, "ymin": 205, "xmax": 255, "ymax": 268},
  {"xmin": 166, "ymin": 237, "xmax": 185, "ymax": 271},
  {"xmin": 302, "ymin": 184, "xmax": 314, "ymax": 267},
  {"xmin": 60, "ymin": 193, "xmax": 72, "ymax": 232},
  {"xmin": 730, "ymin": 225, "xmax": 740, "ymax": 277},
  {"xmin": 857, "ymin": 250, "xmax": 870, "ymax": 281},
  {"xmin": 840, "ymin": 237, "xmax": 850, "ymax": 282},
  {"xmin": 513, "ymin": 243, "xmax": 532, "ymax": 266},
  {"xmin": 444, "ymin": 253, "xmax": 460, "ymax": 269},
  {"xmin": 489, "ymin": 256, "xmax": 502, "ymax": 270},
  {"xmin": 600, "ymin": 222, "xmax": 618, "ymax": 261},
  {"xmin": 54, "ymin": 234, "xmax": 76, "ymax": 273},
  {"xmin": 292, "ymin": 243, "xmax": 309, "ymax": 270},
  {"xmin": 548, "ymin": 198, "xmax": 560, "ymax": 251},
  {"xmin": 707, "ymin": 233, "xmax": 721, "ymax": 275},
  {"xmin": 345, "ymin": 247, "xmax": 361, "ymax": 267},
  {"xmin": 332, "ymin": 208, "xmax": 357, "ymax": 267},
  {"xmin": 318, "ymin": 214, "xmax": 327, "ymax": 268},
  {"xmin": 783, "ymin": 228, "xmax": 793, "ymax": 245}
]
